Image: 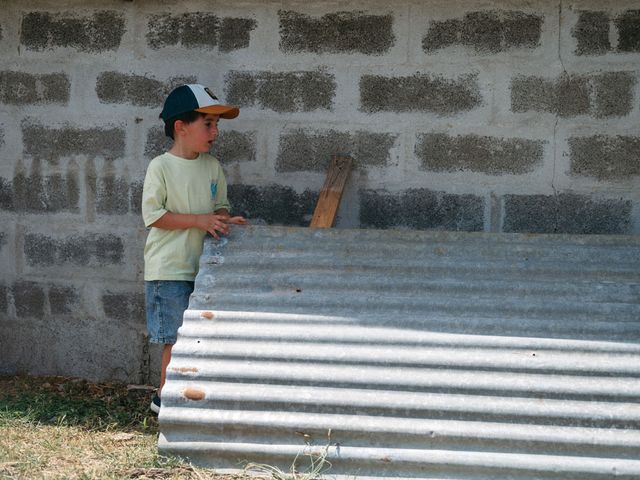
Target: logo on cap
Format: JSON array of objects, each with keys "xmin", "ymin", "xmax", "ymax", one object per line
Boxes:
[{"xmin": 204, "ymin": 87, "xmax": 219, "ymax": 101}]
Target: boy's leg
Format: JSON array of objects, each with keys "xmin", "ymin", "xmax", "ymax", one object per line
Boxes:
[
  {"xmin": 159, "ymin": 344, "xmax": 173, "ymax": 395},
  {"xmin": 145, "ymin": 280, "xmax": 194, "ymax": 412},
  {"xmin": 150, "ymin": 344, "xmax": 173, "ymax": 414}
]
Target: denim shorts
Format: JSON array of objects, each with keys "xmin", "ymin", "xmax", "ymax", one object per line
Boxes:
[{"xmin": 145, "ymin": 280, "xmax": 194, "ymax": 345}]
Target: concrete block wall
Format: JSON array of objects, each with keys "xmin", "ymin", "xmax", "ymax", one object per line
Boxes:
[{"xmin": 0, "ymin": 0, "xmax": 638, "ymax": 382}]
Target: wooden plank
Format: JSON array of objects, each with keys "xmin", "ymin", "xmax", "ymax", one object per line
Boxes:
[{"xmin": 310, "ymin": 155, "xmax": 353, "ymax": 228}]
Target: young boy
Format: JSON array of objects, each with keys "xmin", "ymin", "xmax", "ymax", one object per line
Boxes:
[{"xmin": 142, "ymin": 84, "xmax": 246, "ymax": 413}]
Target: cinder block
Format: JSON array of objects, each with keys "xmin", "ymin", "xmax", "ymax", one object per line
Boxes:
[
  {"xmin": 24, "ymin": 233, "xmax": 124, "ymax": 266},
  {"xmin": 0, "ymin": 177, "xmax": 12, "ymax": 210},
  {"xmin": 144, "ymin": 126, "xmax": 171, "ymax": 159},
  {"xmin": 12, "ymin": 281, "xmax": 45, "ymax": 318},
  {"xmin": 511, "ymin": 74, "xmax": 590, "ymax": 117},
  {"xmin": 277, "ymin": 128, "xmax": 397, "ymax": 172},
  {"xmin": 102, "ymin": 292, "xmax": 145, "ymax": 322},
  {"xmin": 1, "ymin": 312, "xmax": 147, "ymax": 380},
  {"xmin": 503, "ymin": 11, "xmax": 543, "ymax": 49},
  {"xmin": 0, "ymin": 284, "xmax": 6, "ymax": 314},
  {"xmin": 86, "ymin": 235, "xmax": 126, "ymax": 265},
  {"xmin": 573, "ymin": 11, "xmax": 611, "ymax": 55},
  {"xmin": 358, "ymin": 190, "xmax": 401, "ymax": 229},
  {"xmin": 11, "ymin": 172, "xmax": 80, "ymax": 213},
  {"xmin": 226, "ymin": 70, "xmax": 335, "ymax": 112},
  {"xmin": 228, "ymin": 184, "xmax": 318, "ymax": 226},
  {"xmin": 422, "ymin": 19, "xmax": 462, "ymax": 52},
  {"xmin": 96, "ymin": 72, "xmax": 195, "ymax": 107},
  {"xmin": 23, "ymin": 234, "xmax": 56, "ymax": 266},
  {"xmin": 224, "ymin": 72, "xmax": 255, "ymax": 107},
  {"xmin": 593, "ymin": 72, "xmax": 636, "ymax": 117},
  {"xmin": 461, "ymin": 11, "xmax": 503, "ymax": 53},
  {"xmin": 511, "ymin": 76, "xmax": 558, "ymax": 113},
  {"xmin": 147, "ymin": 13, "xmax": 218, "ymax": 49},
  {"xmin": 360, "ymin": 188, "xmax": 484, "ymax": 231},
  {"xmin": 555, "ymin": 75, "xmax": 590, "ymax": 117},
  {"xmin": 360, "ymin": 73, "xmax": 481, "ymax": 114},
  {"xmin": 23, "ymin": 123, "xmax": 125, "ymax": 162},
  {"xmin": 423, "ymin": 10, "xmax": 542, "ymax": 53},
  {"xmin": 503, "ymin": 193, "xmax": 631, "ymax": 234},
  {"xmin": 279, "ymin": 10, "xmax": 394, "ymax": 54},
  {"xmin": 96, "ymin": 176, "xmax": 130, "ymax": 215},
  {"xmin": 21, "ymin": 11, "xmax": 125, "ymax": 52},
  {"xmin": 147, "ymin": 13, "xmax": 255, "ymax": 50},
  {"xmin": 511, "ymin": 72, "xmax": 635, "ymax": 118},
  {"xmin": 219, "ymin": 18, "xmax": 257, "ymax": 52},
  {"xmin": 569, "ymin": 135, "xmax": 640, "ymax": 180},
  {"xmin": 212, "ymin": 131, "xmax": 256, "ymax": 163},
  {"xmin": 416, "ymin": 133, "xmax": 544, "ymax": 175},
  {"xmin": 616, "ymin": 10, "xmax": 640, "ymax": 52},
  {"xmin": 0, "ymin": 71, "xmax": 70, "ymax": 105},
  {"xmin": 130, "ymin": 181, "xmax": 143, "ymax": 214},
  {"xmin": 49, "ymin": 285, "xmax": 79, "ymax": 315}
]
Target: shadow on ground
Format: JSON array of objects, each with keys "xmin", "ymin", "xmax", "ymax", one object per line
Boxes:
[{"xmin": 0, "ymin": 375, "xmax": 158, "ymax": 434}]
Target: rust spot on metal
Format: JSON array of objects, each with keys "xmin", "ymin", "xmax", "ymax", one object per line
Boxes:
[
  {"xmin": 171, "ymin": 367, "xmax": 198, "ymax": 373},
  {"xmin": 201, "ymin": 311, "xmax": 215, "ymax": 319},
  {"xmin": 380, "ymin": 456, "xmax": 392, "ymax": 463},
  {"xmin": 183, "ymin": 388, "xmax": 206, "ymax": 401}
]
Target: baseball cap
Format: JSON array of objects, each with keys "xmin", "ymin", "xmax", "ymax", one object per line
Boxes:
[{"xmin": 159, "ymin": 84, "xmax": 239, "ymax": 121}]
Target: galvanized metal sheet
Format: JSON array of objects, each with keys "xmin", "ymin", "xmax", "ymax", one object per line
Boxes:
[{"xmin": 159, "ymin": 226, "xmax": 640, "ymax": 479}]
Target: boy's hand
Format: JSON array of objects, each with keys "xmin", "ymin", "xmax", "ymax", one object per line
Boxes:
[
  {"xmin": 212, "ymin": 209, "xmax": 247, "ymax": 226},
  {"xmin": 226, "ymin": 216, "xmax": 248, "ymax": 225},
  {"xmin": 194, "ymin": 214, "xmax": 230, "ymax": 239}
]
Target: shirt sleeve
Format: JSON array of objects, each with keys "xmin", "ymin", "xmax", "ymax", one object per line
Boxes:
[
  {"xmin": 213, "ymin": 162, "xmax": 231, "ymax": 211},
  {"xmin": 141, "ymin": 159, "xmax": 168, "ymax": 227}
]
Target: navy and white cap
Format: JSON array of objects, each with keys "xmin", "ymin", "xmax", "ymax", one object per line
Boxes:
[{"xmin": 159, "ymin": 84, "xmax": 239, "ymax": 121}]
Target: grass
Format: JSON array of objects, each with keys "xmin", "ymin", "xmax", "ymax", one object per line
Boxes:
[
  {"xmin": 243, "ymin": 444, "xmax": 332, "ymax": 480},
  {"xmin": 0, "ymin": 375, "xmax": 234, "ymax": 479},
  {"xmin": 0, "ymin": 375, "xmax": 334, "ymax": 480}
]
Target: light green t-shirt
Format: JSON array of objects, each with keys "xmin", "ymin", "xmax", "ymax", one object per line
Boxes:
[{"xmin": 142, "ymin": 152, "xmax": 231, "ymax": 281}]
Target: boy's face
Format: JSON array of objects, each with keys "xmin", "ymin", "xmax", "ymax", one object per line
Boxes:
[{"xmin": 181, "ymin": 114, "xmax": 220, "ymax": 153}]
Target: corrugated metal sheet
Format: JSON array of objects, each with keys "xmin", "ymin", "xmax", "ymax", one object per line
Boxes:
[{"xmin": 159, "ymin": 226, "xmax": 640, "ymax": 479}]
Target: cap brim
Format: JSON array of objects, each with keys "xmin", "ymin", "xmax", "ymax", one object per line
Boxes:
[{"xmin": 195, "ymin": 105, "xmax": 240, "ymax": 119}]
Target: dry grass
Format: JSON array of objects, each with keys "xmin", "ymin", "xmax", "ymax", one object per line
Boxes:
[
  {"xmin": 0, "ymin": 375, "xmax": 241, "ymax": 480},
  {"xmin": 243, "ymin": 448, "xmax": 332, "ymax": 480}
]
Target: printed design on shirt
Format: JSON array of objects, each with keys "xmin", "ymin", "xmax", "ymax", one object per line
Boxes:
[{"xmin": 210, "ymin": 182, "xmax": 217, "ymax": 199}]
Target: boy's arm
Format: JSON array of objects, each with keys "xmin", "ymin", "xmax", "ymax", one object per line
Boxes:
[
  {"xmin": 143, "ymin": 161, "xmax": 234, "ymax": 238},
  {"xmin": 150, "ymin": 212, "xmax": 230, "ymax": 239}
]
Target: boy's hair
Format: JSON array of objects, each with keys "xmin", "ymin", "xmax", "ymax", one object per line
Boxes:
[{"xmin": 163, "ymin": 110, "xmax": 207, "ymax": 139}]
